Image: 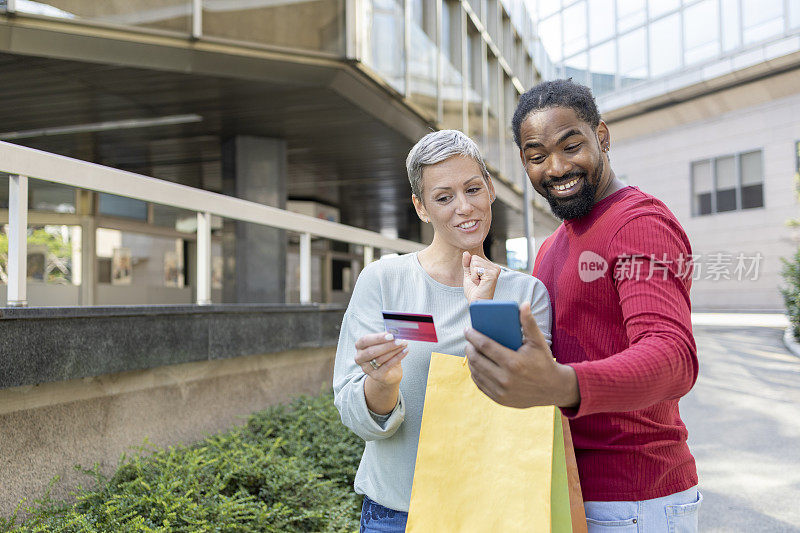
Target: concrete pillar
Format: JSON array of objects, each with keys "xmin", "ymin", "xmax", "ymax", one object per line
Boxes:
[
  {"xmin": 221, "ymin": 136, "xmax": 287, "ymax": 303},
  {"xmin": 77, "ymin": 190, "xmax": 95, "ymax": 306}
]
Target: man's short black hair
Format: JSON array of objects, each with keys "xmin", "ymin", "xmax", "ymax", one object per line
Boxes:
[{"xmin": 512, "ymin": 79, "xmax": 601, "ymax": 148}]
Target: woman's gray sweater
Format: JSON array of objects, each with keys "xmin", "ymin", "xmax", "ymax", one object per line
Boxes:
[{"xmin": 333, "ymin": 252, "xmax": 552, "ymax": 512}]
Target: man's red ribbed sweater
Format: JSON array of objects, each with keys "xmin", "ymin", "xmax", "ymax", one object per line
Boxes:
[{"xmin": 533, "ymin": 186, "xmax": 699, "ymax": 502}]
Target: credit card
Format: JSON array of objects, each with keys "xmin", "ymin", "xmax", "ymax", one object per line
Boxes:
[{"xmin": 382, "ymin": 311, "xmax": 438, "ymax": 342}]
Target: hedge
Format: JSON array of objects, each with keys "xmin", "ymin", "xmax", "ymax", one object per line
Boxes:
[
  {"xmin": 2, "ymin": 390, "xmax": 363, "ymax": 532},
  {"xmin": 782, "ymin": 247, "xmax": 800, "ymax": 341}
]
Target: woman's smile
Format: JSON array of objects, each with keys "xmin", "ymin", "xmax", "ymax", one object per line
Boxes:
[{"xmin": 455, "ymin": 219, "xmax": 481, "ymax": 232}]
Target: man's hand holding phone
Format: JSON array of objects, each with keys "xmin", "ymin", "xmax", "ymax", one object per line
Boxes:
[{"xmin": 465, "ymin": 301, "xmax": 581, "ymax": 410}]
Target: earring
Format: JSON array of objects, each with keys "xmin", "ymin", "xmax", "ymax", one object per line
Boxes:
[{"xmin": 602, "ymin": 145, "xmax": 610, "ymax": 153}]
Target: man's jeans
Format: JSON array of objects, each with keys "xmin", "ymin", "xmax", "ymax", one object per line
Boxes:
[{"xmin": 584, "ymin": 486, "xmax": 702, "ymax": 532}]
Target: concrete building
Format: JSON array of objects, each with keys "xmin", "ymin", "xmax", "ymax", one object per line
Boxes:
[{"xmin": 531, "ymin": 0, "xmax": 800, "ymax": 310}]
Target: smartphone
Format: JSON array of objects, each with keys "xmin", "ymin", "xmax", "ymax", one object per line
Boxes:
[{"xmin": 468, "ymin": 301, "xmax": 523, "ymax": 350}]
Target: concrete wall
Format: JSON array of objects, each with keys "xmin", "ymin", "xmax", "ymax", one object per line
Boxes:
[
  {"xmin": 609, "ymin": 72, "xmax": 800, "ymax": 310},
  {"xmin": 0, "ymin": 303, "xmax": 345, "ymax": 513},
  {"xmin": 0, "ymin": 346, "xmax": 335, "ymax": 514}
]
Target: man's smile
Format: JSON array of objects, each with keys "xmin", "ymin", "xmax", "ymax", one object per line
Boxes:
[
  {"xmin": 546, "ymin": 172, "xmax": 588, "ymax": 200},
  {"xmin": 549, "ymin": 177, "xmax": 584, "ymax": 198}
]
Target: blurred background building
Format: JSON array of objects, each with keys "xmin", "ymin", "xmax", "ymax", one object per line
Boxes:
[
  {"xmin": 529, "ymin": 0, "xmax": 800, "ymax": 310},
  {"xmin": 0, "ymin": 0, "xmax": 560, "ymax": 309}
]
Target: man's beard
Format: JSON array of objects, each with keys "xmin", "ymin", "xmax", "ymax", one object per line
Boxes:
[{"xmin": 542, "ymin": 158, "xmax": 604, "ymax": 220}]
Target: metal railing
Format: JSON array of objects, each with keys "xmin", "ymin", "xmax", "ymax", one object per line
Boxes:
[{"xmin": 0, "ymin": 141, "xmax": 424, "ymax": 307}]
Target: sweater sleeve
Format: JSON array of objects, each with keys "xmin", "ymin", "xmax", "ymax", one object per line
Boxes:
[
  {"xmin": 563, "ymin": 214, "xmax": 698, "ymax": 418},
  {"xmin": 332, "ymin": 263, "xmax": 405, "ymax": 441},
  {"xmin": 530, "ymin": 278, "xmax": 552, "ymax": 347}
]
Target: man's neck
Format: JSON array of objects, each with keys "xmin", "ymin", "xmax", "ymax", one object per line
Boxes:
[{"xmin": 595, "ymin": 172, "xmax": 627, "ymax": 203}]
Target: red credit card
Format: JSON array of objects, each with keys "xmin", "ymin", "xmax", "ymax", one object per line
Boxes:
[{"xmin": 382, "ymin": 311, "xmax": 438, "ymax": 343}]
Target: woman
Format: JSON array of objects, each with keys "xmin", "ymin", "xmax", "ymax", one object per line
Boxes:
[{"xmin": 333, "ymin": 130, "xmax": 551, "ymax": 533}]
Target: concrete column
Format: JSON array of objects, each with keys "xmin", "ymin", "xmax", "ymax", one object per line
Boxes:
[
  {"xmin": 222, "ymin": 136, "xmax": 287, "ymax": 303},
  {"xmin": 77, "ymin": 191, "xmax": 96, "ymax": 306}
]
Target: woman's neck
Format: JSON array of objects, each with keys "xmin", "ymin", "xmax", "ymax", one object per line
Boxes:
[{"xmin": 418, "ymin": 238, "xmax": 485, "ymax": 287}]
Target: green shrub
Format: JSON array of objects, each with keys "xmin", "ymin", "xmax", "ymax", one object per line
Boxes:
[
  {"xmin": 781, "ymin": 247, "xmax": 800, "ymax": 341},
  {"xmin": 1, "ymin": 391, "xmax": 363, "ymax": 532}
]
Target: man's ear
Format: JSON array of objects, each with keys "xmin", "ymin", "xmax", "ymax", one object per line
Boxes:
[
  {"xmin": 412, "ymin": 194, "xmax": 428, "ymax": 222},
  {"xmin": 596, "ymin": 121, "xmax": 611, "ymax": 151}
]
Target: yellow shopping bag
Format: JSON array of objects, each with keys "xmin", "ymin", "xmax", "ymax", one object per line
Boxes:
[{"xmin": 406, "ymin": 352, "xmax": 586, "ymax": 532}]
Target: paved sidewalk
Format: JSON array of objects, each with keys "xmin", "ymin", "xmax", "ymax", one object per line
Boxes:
[
  {"xmin": 684, "ymin": 324, "xmax": 800, "ymax": 532},
  {"xmin": 691, "ymin": 312, "xmax": 789, "ymax": 328}
]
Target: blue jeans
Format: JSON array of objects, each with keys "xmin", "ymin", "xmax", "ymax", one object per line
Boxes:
[
  {"xmin": 584, "ymin": 486, "xmax": 702, "ymax": 532},
  {"xmin": 360, "ymin": 496, "xmax": 408, "ymax": 533}
]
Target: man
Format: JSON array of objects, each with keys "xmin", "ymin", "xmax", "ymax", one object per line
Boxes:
[{"xmin": 464, "ymin": 79, "xmax": 702, "ymax": 531}]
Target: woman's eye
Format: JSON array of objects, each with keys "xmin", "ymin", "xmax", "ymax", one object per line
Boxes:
[
  {"xmin": 467, "ymin": 187, "xmax": 481, "ymax": 194},
  {"xmin": 435, "ymin": 196, "xmax": 449, "ymax": 203}
]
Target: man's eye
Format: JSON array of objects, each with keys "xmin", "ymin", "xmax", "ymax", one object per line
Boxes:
[
  {"xmin": 566, "ymin": 143, "xmax": 581, "ymax": 151},
  {"xmin": 528, "ymin": 156, "xmax": 544, "ymax": 164}
]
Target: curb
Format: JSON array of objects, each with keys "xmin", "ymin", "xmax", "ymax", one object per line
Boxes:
[{"xmin": 783, "ymin": 328, "xmax": 800, "ymax": 358}]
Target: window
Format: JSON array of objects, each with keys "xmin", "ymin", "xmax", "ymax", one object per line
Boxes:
[
  {"xmin": 649, "ymin": 13, "xmax": 681, "ymax": 77},
  {"xmin": 538, "ymin": 13, "xmax": 562, "ymax": 61},
  {"xmin": 564, "ymin": 53, "xmax": 588, "ymax": 86},
  {"xmin": 742, "ymin": 0, "xmax": 784, "ymax": 44},
  {"xmin": 721, "ymin": 0, "xmax": 741, "ymax": 51},
  {"xmin": 590, "ymin": 40, "xmax": 616, "ymax": 95},
  {"xmin": 691, "ymin": 150, "xmax": 764, "ymax": 216},
  {"xmin": 588, "ymin": 0, "xmax": 614, "ymax": 45},
  {"xmin": 562, "ymin": 1, "xmax": 587, "ymax": 57},
  {"xmin": 740, "ymin": 151, "xmax": 764, "ymax": 209},
  {"xmin": 683, "ymin": 0, "xmax": 719, "ymax": 65},
  {"xmin": 648, "ymin": 0, "xmax": 679, "ymax": 19},
  {"xmin": 616, "ymin": 0, "xmax": 646, "ymax": 33},
  {"xmin": 618, "ymin": 29, "xmax": 647, "ymax": 86}
]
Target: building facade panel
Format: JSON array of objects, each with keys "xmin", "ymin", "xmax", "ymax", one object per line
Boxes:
[{"xmin": 611, "ymin": 88, "xmax": 800, "ymax": 310}]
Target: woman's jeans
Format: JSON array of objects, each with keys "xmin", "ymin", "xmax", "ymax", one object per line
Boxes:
[
  {"xmin": 584, "ymin": 486, "xmax": 702, "ymax": 532},
  {"xmin": 360, "ymin": 496, "xmax": 408, "ymax": 533}
]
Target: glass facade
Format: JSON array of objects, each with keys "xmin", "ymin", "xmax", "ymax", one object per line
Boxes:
[
  {"xmin": 364, "ymin": 0, "xmax": 406, "ymax": 93},
  {"xmin": 0, "ymin": 0, "xmax": 192, "ymax": 33},
  {"xmin": 202, "ymin": 0, "xmax": 345, "ymax": 54},
  {"xmin": 356, "ymin": 0, "xmax": 544, "ymax": 187},
  {"xmin": 531, "ymin": 0, "xmax": 800, "ymax": 97}
]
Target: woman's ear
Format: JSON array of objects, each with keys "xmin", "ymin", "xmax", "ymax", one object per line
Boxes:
[{"xmin": 412, "ymin": 194, "xmax": 429, "ymax": 223}]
